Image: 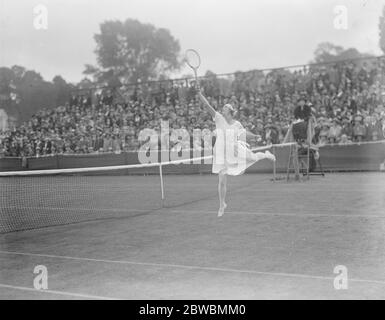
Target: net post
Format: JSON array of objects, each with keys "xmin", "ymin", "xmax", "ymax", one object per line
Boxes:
[{"xmin": 159, "ymin": 163, "xmax": 165, "ymax": 207}]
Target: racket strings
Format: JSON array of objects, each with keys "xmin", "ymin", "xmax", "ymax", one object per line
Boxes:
[{"xmin": 186, "ymin": 49, "xmax": 201, "ymax": 69}]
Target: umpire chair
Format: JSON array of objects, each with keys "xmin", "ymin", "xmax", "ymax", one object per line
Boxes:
[{"xmin": 292, "ymin": 120, "xmax": 325, "ymax": 179}]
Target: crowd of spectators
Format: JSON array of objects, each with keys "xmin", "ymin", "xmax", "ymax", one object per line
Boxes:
[{"xmin": 1, "ymin": 57, "xmax": 385, "ymax": 158}]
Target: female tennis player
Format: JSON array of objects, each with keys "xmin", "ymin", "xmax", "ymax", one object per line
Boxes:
[{"xmin": 198, "ymin": 90, "xmax": 276, "ymax": 217}]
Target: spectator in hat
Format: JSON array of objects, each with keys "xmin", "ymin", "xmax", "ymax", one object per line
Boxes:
[
  {"xmin": 92, "ymin": 133, "xmax": 104, "ymax": 152},
  {"xmin": 254, "ymin": 119, "xmax": 265, "ymax": 138},
  {"xmin": 312, "ymin": 118, "xmax": 323, "ymax": 144},
  {"xmin": 328, "ymin": 118, "xmax": 342, "ymax": 144},
  {"xmin": 340, "ymin": 117, "xmax": 353, "ymax": 139},
  {"xmin": 365, "ymin": 115, "xmax": 383, "ymax": 141},
  {"xmin": 103, "ymin": 133, "xmax": 113, "ymax": 152},
  {"xmin": 294, "ymin": 95, "xmax": 312, "ymax": 122},
  {"xmin": 112, "ymin": 134, "xmax": 122, "ymax": 154},
  {"xmin": 318, "ymin": 121, "xmax": 330, "ymax": 146},
  {"xmin": 264, "ymin": 121, "xmax": 279, "ymax": 145},
  {"xmin": 338, "ymin": 134, "xmax": 353, "ymax": 145},
  {"xmin": 378, "ymin": 116, "xmax": 385, "ymax": 140},
  {"xmin": 0, "ymin": 144, "xmax": 5, "ymax": 158},
  {"xmin": 352, "ymin": 115, "xmax": 366, "ymax": 142}
]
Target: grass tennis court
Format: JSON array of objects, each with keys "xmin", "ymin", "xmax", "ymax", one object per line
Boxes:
[{"xmin": 1, "ymin": 172, "xmax": 385, "ymax": 299}]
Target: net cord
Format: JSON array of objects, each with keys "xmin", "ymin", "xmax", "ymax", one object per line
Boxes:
[{"xmin": 0, "ymin": 142, "xmax": 296, "ymax": 177}]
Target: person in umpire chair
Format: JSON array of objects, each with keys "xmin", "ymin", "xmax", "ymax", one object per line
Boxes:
[
  {"xmin": 292, "ymin": 94, "xmax": 320, "ymax": 172},
  {"xmin": 294, "ymin": 95, "xmax": 312, "ymax": 124},
  {"xmin": 290, "ymin": 93, "xmax": 313, "ymax": 144}
]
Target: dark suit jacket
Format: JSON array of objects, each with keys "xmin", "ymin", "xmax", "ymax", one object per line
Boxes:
[{"xmin": 294, "ymin": 104, "xmax": 311, "ymax": 122}]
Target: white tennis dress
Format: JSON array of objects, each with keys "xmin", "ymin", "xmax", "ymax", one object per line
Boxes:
[{"xmin": 212, "ymin": 112, "xmax": 266, "ymax": 176}]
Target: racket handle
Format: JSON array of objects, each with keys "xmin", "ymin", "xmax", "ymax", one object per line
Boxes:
[{"xmin": 192, "ymin": 69, "xmax": 201, "ymax": 94}]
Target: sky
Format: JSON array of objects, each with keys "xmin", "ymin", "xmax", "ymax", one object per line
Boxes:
[{"xmin": 0, "ymin": 0, "xmax": 384, "ymax": 83}]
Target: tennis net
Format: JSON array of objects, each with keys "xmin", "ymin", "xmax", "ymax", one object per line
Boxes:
[{"xmin": 0, "ymin": 143, "xmax": 295, "ymax": 233}]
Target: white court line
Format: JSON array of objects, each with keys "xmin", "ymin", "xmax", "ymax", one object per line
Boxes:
[
  {"xmin": 0, "ymin": 283, "xmax": 117, "ymax": 300},
  {"xmin": 168, "ymin": 209, "xmax": 385, "ymax": 219},
  {"xmin": 2, "ymin": 206, "xmax": 152, "ymax": 213},
  {"xmin": 3, "ymin": 206, "xmax": 385, "ymax": 219},
  {"xmin": 1, "ymin": 250, "xmax": 385, "ymax": 287}
]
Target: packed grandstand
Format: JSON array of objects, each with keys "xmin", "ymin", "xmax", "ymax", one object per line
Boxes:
[{"xmin": 1, "ymin": 56, "xmax": 385, "ymax": 158}]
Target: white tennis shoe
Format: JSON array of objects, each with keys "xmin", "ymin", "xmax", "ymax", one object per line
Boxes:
[
  {"xmin": 265, "ymin": 150, "xmax": 276, "ymax": 162},
  {"xmin": 218, "ymin": 203, "xmax": 227, "ymax": 217}
]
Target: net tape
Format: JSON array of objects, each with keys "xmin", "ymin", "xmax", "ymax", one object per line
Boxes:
[{"xmin": 0, "ymin": 143, "xmax": 295, "ymax": 177}]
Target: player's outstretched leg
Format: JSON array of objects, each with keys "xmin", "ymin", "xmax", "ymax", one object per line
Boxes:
[
  {"xmin": 264, "ymin": 150, "xmax": 276, "ymax": 162},
  {"xmin": 252, "ymin": 150, "xmax": 276, "ymax": 162}
]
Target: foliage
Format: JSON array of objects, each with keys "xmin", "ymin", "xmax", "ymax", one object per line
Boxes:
[{"xmin": 84, "ymin": 19, "xmax": 181, "ymax": 86}]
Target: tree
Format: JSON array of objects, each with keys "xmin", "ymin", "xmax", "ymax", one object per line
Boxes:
[
  {"xmin": 15, "ymin": 70, "xmax": 56, "ymax": 120},
  {"xmin": 0, "ymin": 67, "xmax": 16, "ymax": 99},
  {"xmin": 312, "ymin": 42, "xmax": 372, "ymax": 64},
  {"xmin": 53, "ymin": 75, "xmax": 73, "ymax": 106},
  {"xmin": 0, "ymin": 66, "xmax": 72, "ymax": 123},
  {"xmin": 77, "ymin": 77, "xmax": 94, "ymax": 90},
  {"xmin": 84, "ymin": 19, "xmax": 181, "ymax": 86},
  {"xmin": 380, "ymin": 5, "xmax": 385, "ymax": 54},
  {"xmin": 0, "ymin": 67, "xmax": 20, "ymax": 120}
]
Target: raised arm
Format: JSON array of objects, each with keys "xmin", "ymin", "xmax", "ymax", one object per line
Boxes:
[{"xmin": 198, "ymin": 91, "xmax": 216, "ymax": 118}]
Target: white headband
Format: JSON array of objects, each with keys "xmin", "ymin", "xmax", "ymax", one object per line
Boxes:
[{"xmin": 224, "ymin": 104, "xmax": 235, "ymax": 111}]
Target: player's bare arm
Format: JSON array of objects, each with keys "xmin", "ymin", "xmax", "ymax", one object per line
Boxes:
[{"xmin": 198, "ymin": 91, "xmax": 216, "ymax": 118}]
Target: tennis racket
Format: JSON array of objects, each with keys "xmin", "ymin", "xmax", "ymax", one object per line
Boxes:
[{"xmin": 185, "ymin": 49, "xmax": 201, "ymax": 89}]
